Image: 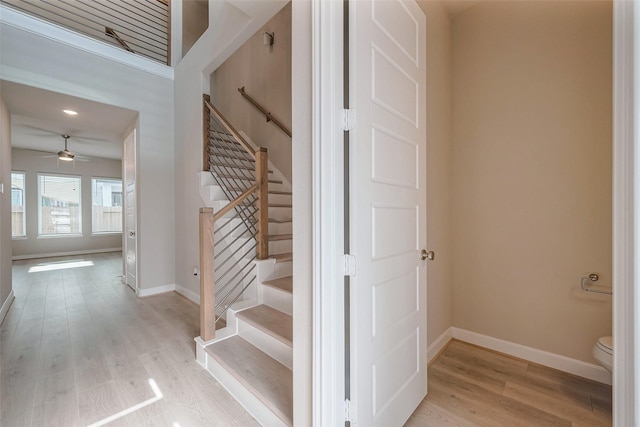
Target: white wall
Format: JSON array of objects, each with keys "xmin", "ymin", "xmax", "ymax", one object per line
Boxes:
[
  {"xmin": 450, "ymin": 0, "xmax": 613, "ymax": 363},
  {"xmin": 0, "ymin": 94, "xmax": 13, "ymax": 319},
  {"xmin": 0, "ymin": 17, "xmax": 175, "ymax": 291},
  {"xmin": 211, "ymin": 2, "xmax": 292, "ymax": 181},
  {"xmin": 11, "ymin": 148, "xmax": 122, "ymax": 258}
]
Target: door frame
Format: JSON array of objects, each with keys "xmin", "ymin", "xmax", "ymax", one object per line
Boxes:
[
  {"xmin": 310, "ymin": 0, "xmax": 346, "ymax": 425},
  {"xmin": 612, "ymin": 0, "xmax": 638, "ymax": 424}
]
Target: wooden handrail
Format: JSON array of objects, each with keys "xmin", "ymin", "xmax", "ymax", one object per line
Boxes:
[
  {"xmin": 213, "ymin": 184, "xmax": 259, "ymax": 222},
  {"xmin": 238, "ymin": 87, "xmax": 292, "ymax": 138},
  {"xmin": 105, "ymin": 27, "xmax": 134, "ymax": 53},
  {"xmin": 203, "ymin": 94, "xmax": 211, "ymax": 171},
  {"xmin": 204, "ymin": 98, "xmax": 256, "ymax": 158}
]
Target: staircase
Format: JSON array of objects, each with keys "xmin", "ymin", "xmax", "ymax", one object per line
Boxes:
[{"xmin": 195, "ymin": 96, "xmax": 294, "ymax": 426}]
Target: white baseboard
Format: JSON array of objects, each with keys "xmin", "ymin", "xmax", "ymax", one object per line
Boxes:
[
  {"xmin": 175, "ymin": 285, "xmax": 200, "ymax": 305},
  {"xmin": 12, "ymin": 247, "xmax": 122, "ymax": 260},
  {"xmin": 138, "ymin": 284, "xmax": 176, "ymax": 297},
  {"xmin": 427, "ymin": 327, "xmax": 453, "ymax": 364},
  {"xmin": 451, "ymin": 327, "xmax": 611, "ymax": 385},
  {"xmin": 0, "ymin": 290, "xmax": 15, "ymax": 326}
]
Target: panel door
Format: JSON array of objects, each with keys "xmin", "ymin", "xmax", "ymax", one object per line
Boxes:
[
  {"xmin": 123, "ymin": 129, "xmax": 137, "ymax": 292},
  {"xmin": 350, "ymin": 0, "xmax": 428, "ymax": 425}
]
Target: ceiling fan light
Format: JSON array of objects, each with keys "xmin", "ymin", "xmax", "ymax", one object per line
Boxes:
[{"xmin": 58, "ymin": 150, "xmax": 74, "ymax": 161}]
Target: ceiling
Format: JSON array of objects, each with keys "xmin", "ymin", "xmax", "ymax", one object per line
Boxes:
[{"xmin": 1, "ymin": 80, "xmax": 138, "ymax": 160}]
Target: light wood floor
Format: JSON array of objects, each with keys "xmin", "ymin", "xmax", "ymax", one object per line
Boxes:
[
  {"xmin": 406, "ymin": 340, "xmax": 612, "ymax": 427},
  {"xmin": 2, "ymin": 253, "xmax": 613, "ymax": 427},
  {"xmin": 1, "ymin": 252, "xmax": 258, "ymax": 427}
]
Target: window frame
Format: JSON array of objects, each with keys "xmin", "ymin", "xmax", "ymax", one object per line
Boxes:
[
  {"xmin": 11, "ymin": 171, "xmax": 27, "ymax": 239},
  {"xmin": 37, "ymin": 173, "xmax": 83, "ymax": 238},
  {"xmin": 91, "ymin": 177, "xmax": 123, "ymax": 235}
]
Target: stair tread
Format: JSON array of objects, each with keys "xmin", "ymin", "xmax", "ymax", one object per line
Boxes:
[
  {"xmin": 269, "ymin": 203, "xmax": 292, "ymax": 208},
  {"xmin": 237, "ymin": 304, "xmax": 293, "ymax": 347},
  {"xmin": 269, "ymin": 234, "xmax": 293, "ymax": 241},
  {"xmin": 269, "ymin": 190, "xmax": 292, "ymax": 196},
  {"xmin": 263, "ymin": 276, "xmax": 293, "ymax": 294},
  {"xmin": 206, "ymin": 336, "xmax": 292, "ymax": 425},
  {"xmin": 270, "ymin": 252, "xmax": 293, "ymax": 263},
  {"xmin": 269, "ymin": 218, "xmax": 292, "ymax": 224}
]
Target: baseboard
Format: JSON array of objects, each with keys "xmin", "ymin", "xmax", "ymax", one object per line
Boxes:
[
  {"xmin": 12, "ymin": 247, "xmax": 122, "ymax": 260},
  {"xmin": 138, "ymin": 284, "xmax": 176, "ymax": 297},
  {"xmin": 451, "ymin": 327, "xmax": 611, "ymax": 385},
  {"xmin": 0, "ymin": 290, "xmax": 15, "ymax": 326},
  {"xmin": 427, "ymin": 327, "xmax": 453, "ymax": 364},
  {"xmin": 175, "ymin": 285, "xmax": 200, "ymax": 305}
]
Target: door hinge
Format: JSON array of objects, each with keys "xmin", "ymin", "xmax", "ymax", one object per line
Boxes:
[
  {"xmin": 340, "ymin": 108, "xmax": 356, "ymax": 131},
  {"xmin": 344, "ymin": 398, "xmax": 355, "ymax": 423},
  {"xmin": 344, "ymin": 254, "xmax": 357, "ymax": 277}
]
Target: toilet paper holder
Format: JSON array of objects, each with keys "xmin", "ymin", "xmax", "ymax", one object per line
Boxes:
[{"xmin": 580, "ymin": 273, "xmax": 612, "ymax": 295}]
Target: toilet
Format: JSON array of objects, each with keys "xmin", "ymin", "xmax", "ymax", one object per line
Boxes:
[{"xmin": 592, "ymin": 336, "xmax": 613, "ymax": 373}]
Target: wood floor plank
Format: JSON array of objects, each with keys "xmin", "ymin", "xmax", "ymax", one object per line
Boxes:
[
  {"xmin": 409, "ymin": 340, "xmax": 612, "ymax": 427},
  {"xmin": 31, "ymin": 370, "xmax": 81, "ymax": 427},
  {"xmin": 77, "ymin": 380, "xmax": 128, "ymax": 427}
]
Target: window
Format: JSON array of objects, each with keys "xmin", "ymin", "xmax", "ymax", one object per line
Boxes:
[
  {"xmin": 38, "ymin": 174, "xmax": 82, "ymax": 236},
  {"xmin": 92, "ymin": 178, "xmax": 123, "ymax": 234},
  {"xmin": 11, "ymin": 172, "xmax": 26, "ymax": 237}
]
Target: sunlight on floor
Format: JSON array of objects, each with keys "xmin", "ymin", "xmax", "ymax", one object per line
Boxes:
[
  {"xmin": 28, "ymin": 259, "xmax": 94, "ymax": 273},
  {"xmin": 87, "ymin": 378, "xmax": 163, "ymax": 427}
]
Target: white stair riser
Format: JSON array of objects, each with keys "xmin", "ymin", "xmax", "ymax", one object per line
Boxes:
[
  {"xmin": 269, "ymin": 222, "xmax": 292, "ymax": 235},
  {"xmin": 261, "ymin": 285, "xmax": 292, "ymax": 316},
  {"xmin": 237, "ymin": 319, "xmax": 292, "ymax": 370},
  {"xmin": 269, "ymin": 240, "xmax": 292, "ymax": 255},
  {"xmin": 272, "ymin": 260, "xmax": 292, "ymax": 278},
  {"xmin": 268, "ymin": 193, "xmax": 293, "ymax": 204}
]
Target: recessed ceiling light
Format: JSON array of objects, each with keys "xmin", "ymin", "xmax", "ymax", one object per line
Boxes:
[{"xmin": 63, "ymin": 109, "xmax": 78, "ymax": 116}]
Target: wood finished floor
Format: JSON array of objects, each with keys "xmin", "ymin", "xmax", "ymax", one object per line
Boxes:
[
  {"xmin": 2, "ymin": 253, "xmax": 613, "ymax": 426},
  {"xmin": 406, "ymin": 340, "xmax": 612, "ymax": 427},
  {"xmin": 1, "ymin": 253, "xmax": 258, "ymax": 427}
]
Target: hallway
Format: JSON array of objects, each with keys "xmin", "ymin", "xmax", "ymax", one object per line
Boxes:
[{"xmin": 0, "ymin": 252, "xmax": 257, "ymax": 426}]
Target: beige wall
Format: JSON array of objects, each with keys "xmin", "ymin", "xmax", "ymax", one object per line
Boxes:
[
  {"xmin": 11, "ymin": 148, "xmax": 123, "ymax": 258},
  {"xmin": 417, "ymin": 0, "xmax": 453, "ymax": 347},
  {"xmin": 211, "ymin": 2, "xmax": 292, "ymax": 181},
  {"xmin": 0, "ymin": 95, "xmax": 12, "ymax": 309},
  {"xmin": 182, "ymin": 0, "xmax": 208, "ymax": 58},
  {"xmin": 450, "ymin": 0, "xmax": 612, "ymax": 363}
]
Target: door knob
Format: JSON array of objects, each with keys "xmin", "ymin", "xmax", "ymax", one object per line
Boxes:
[
  {"xmin": 420, "ymin": 250, "xmax": 434, "ymax": 261},
  {"xmin": 129, "ymin": 231, "xmax": 136, "ymax": 237}
]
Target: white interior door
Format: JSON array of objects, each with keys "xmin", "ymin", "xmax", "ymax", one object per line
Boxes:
[
  {"xmin": 123, "ymin": 129, "xmax": 137, "ymax": 293},
  {"xmin": 350, "ymin": 0, "xmax": 427, "ymax": 425}
]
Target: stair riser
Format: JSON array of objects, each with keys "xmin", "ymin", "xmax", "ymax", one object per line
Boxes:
[
  {"xmin": 272, "ymin": 260, "xmax": 292, "ymax": 277},
  {"xmin": 269, "ymin": 222, "xmax": 292, "ymax": 235},
  {"xmin": 238, "ymin": 320, "xmax": 292, "ymax": 370},
  {"xmin": 269, "ymin": 240, "xmax": 292, "ymax": 255},
  {"xmin": 267, "ymin": 193, "xmax": 292, "ymax": 204},
  {"xmin": 261, "ymin": 284, "xmax": 292, "ymax": 316}
]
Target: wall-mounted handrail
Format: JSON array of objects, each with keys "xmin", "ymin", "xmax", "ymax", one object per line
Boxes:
[
  {"xmin": 105, "ymin": 27, "xmax": 134, "ymax": 52},
  {"xmin": 238, "ymin": 87, "xmax": 292, "ymax": 138}
]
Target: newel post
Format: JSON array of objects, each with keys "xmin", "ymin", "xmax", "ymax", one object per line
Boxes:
[
  {"xmin": 256, "ymin": 148, "xmax": 269, "ymax": 260},
  {"xmin": 199, "ymin": 207, "xmax": 216, "ymax": 341},
  {"xmin": 203, "ymin": 94, "xmax": 211, "ymax": 171}
]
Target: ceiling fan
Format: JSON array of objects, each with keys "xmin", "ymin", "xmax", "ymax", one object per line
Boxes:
[{"xmin": 58, "ymin": 134, "xmax": 75, "ymax": 161}]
